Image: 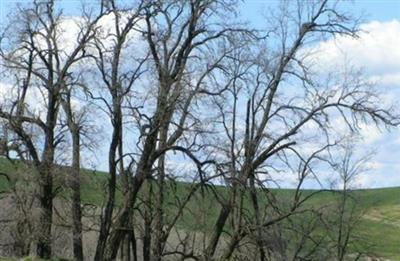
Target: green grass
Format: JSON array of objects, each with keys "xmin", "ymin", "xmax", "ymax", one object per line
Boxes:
[
  {"xmin": 354, "ymin": 188, "xmax": 400, "ymax": 260},
  {"xmin": 0, "ymin": 157, "xmax": 399, "ymax": 260}
]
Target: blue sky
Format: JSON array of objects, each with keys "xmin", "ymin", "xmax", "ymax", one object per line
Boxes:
[
  {"xmin": 0, "ymin": 0, "xmax": 399, "ymax": 188},
  {"xmin": 240, "ymin": 0, "xmax": 400, "ymax": 20}
]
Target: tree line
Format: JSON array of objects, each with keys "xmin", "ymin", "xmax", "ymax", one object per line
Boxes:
[{"xmin": 0, "ymin": 0, "xmax": 398, "ymax": 260}]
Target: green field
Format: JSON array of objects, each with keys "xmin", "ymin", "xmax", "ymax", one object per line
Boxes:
[{"xmin": 0, "ymin": 157, "xmax": 399, "ymax": 260}]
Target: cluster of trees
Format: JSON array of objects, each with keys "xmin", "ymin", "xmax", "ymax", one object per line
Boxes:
[{"xmin": 0, "ymin": 0, "xmax": 398, "ymax": 260}]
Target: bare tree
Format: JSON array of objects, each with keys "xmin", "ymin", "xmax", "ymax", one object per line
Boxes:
[
  {"xmin": 87, "ymin": 0, "xmax": 397, "ymax": 260},
  {"xmin": 60, "ymin": 86, "xmax": 85, "ymax": 261},
  {"xmin": 88, "ymin": 0, "xmax": 249, "ymax": 260},
  {"xmin": 0, "ymin": 0, "xmax": 398, "ymax": 260},
  {"xmin": 327, "ymin": 142, "xmax": 371, "ymax": 261},
  {"xmin": 60, "ymin": 82, "xmax": 93, "ymax": 261},
  {"xmin": 0, "ymin": 1, "xmax": 104, "ymax": 258},
  {"xmin": 87, "ymin": 1, "xmax": 149, "ymax": 259},
  {"xmin": 200, "ymin": 1, "xmax": 398, "ymax": 260}
]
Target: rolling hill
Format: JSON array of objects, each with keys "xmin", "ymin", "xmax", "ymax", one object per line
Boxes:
[{"xmin": 0, "ymin": 157, "xmax": 399, "ymax": 260}]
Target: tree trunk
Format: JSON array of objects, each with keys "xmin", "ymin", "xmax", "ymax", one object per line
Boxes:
[
  {"xmin": 94, "ymin": 105, "xmax": 121, "ymax": 260},
  {"xmin": 153, "ymin": 128, "xmax": 168, "ymax": 261},
  {"xmin": 131, "ymin": 229, "xmax": 138, "ymax": 261},
  {"xmin": 143, "ymin": 180, "xmax": 152, "ymax": 261},
  {"xmin": 204, "ymin": 205, "xmax": 232, "ymax": 259},
  {"xmin": 36, "ymin": 166, "xmax": 53, "ymax": 259},
  {"xmin": 249, "ymin": 175, "xmax": 266, "ymax": 261},
  {"xmin": 71, "ymin": 129, "xmax": 83, "ymax": 261}
]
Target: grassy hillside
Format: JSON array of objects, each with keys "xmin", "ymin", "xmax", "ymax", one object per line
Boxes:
[
  {"xmin": 354, "ymin": 188, "xmax": 400, "ymax": 259},
  {"xmin": 0, "ymin": 157, "xmax": 399, "ymax": 260}
]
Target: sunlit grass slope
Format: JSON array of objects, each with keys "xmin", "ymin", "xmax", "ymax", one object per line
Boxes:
[{"xmin": 0, "ymin": 157, "xmax": 399, "ymax": 260}]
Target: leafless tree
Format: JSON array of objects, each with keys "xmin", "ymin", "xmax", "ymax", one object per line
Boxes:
[
  {"xmin": 86, "ymin": 1, "xmax": 149, "ymax": 259},
  {"xmin": 87, "ymin": 0, "xmax": 250, "ymax": 260},
  {"xmin": 0, "ymin": 1, "xmax": 104, "ymax": 258},
  {"xmin": 199, "ymin": 1, "xmax": 398, "ymax": 260},
  {"xmin": 60, "ymin": 81, "xmax": 95, "ymax": 260},
  {"xmin": 0, "ymin": 0, "xmax": 399, "ymax": 260},
  {"xmin": 326, "ymin": 142, "xmax": 371, "ymax": 261}
]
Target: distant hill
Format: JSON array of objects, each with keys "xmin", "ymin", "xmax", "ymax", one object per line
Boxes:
[{"xmin": 0, "ymin": 157, "xmax": 399, "ymax": 260}]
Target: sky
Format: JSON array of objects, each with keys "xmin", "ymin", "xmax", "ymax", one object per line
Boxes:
[
  {"xmin": 0, "ymin": 0, "xmax": 399, "ymax": 188},
  {"xmin": 239, "ymin": 0, "xmax": 400, "ymax": 188},
  {"xmin": 241, "ymin": 0, "xmax": 400, "ymax": 188}
]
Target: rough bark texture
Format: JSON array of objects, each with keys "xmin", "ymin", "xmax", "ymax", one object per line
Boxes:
[{"xmin": 71, "ymin": 130, "xmax": 83, "ymax": 261}]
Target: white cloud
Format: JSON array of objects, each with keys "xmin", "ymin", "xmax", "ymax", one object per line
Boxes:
[
  {"xmin": 370, "ymin": 73, "xmax": 400, "ymax": 88},
  {"xmin": 358, "ymin": 123, "xmax": 383, "ymax": 144},
  {"xmin": 329, "ymin": 117, "xmax": 383, "ymax": 144},
  {"xmin": 308, "ymin": 20, "xmax": 400, "ymax": 88},
  {"xmin": 0, "ymin": 82, "xmax": 15, "ymax": 103},
  {"xmin": 365, "ymin": 161, "xmax": 383, "ymax": 170}
]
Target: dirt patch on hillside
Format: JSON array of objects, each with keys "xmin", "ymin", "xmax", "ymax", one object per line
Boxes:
[{"xmin": 363, "ymin": 204, "xmax": 400, "ymax": 228}]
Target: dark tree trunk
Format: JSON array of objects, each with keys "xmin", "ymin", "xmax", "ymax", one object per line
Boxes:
[
  {"xmin": 204, "ymin": 205, "xmax": 232, "ymax": 259},
  {"xmin": 36, "ymin": 91, "xmax": 58, "ymax": 258},
  {"xmin": 131, "ymin": 229, "xmax": 138, "ymax": 261},
  {"xmin": 153, "ymin": 126, "xmax": 168, "ymax": 261},
  {"xmin": 143, "ymin": 180, "xmax": 152, "ymax": 261},
  {"xmin": 94, "ymin": 100, "xmax": 121, "ymax": 261},
  {"xmin": 249, "ymin": 174, "xmax": 267, "ymax": 261},
  {"xmin": 37, "ymin": 165, "xmax": 53, "ymax": 259},
  {"xmin": 71, "ymin": 129, "xmax": 84, "ymax": 261}
]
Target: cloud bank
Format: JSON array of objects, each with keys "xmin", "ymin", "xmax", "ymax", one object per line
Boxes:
[{"xmin": 310, "ymin": 20, "xmax": 400, "ymax": 188}]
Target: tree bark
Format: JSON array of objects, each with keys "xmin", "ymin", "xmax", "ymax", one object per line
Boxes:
[
  {"xmin": 36, "ymin": 166, "xmax": 53, "ymax": 259},
  {"xmin": 71, "ymin": 129, "xmax": 83, "ymax": 261}
]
